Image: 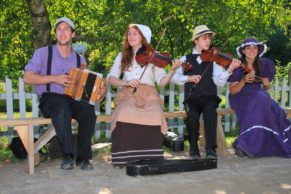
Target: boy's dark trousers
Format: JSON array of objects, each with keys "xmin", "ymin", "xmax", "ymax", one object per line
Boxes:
[{"xmin": 184, "ymin": 95, "xmax": 220, "ymax": 154}]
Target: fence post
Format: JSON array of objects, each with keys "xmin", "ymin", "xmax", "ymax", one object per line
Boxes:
[
  {"xmin": 177, "ymin": 85, "xmax": 184, "ymax": 135},
  {"xmin": 167, "ymin": 83, "xmax": 175, "ymax": 131},
  {"xmin": 5, "ymin": 78, "xmax": 14, "ymax": 141},
  {"xmin": 105, "ymin": 86, "xmax": 112, "ymax": 139},
  {"xmin": 18, "ymin": 78, "xmax": 26, "ymax": 118},
  {"xmin": 274, "ymin": 78, "xmax": 279, "ymax": 101},
  {"xmin": 281, "ymin": 78, "xmax": 287, "ymax": 108},
  {"xmin": 94, "ymin": 102, "xmax": 101, "ymax": 139},
  {"xmin": 31, "ymin": 93, "xmax": 39, "ymax": 118}
]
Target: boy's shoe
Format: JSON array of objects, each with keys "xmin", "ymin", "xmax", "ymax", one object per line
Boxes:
[
  {"xmin": 60, "ymin": 157, "xmax": 74, "ymax": 170},
  {"xmin": 189, "ymin": 154, "xmax": 201, "ymax": 160},
  {"xmin": 205, "ymin": 149, "xmax": 217, "ymax": 160},
  {"xmin": 77, "ymin": 159, "xmax": 94, "ymax": 170},
  {"xmin": 189, "ymin": 142, "xmax": 200, "ymax": 159}
]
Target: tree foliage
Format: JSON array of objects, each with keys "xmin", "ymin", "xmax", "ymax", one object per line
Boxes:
[{"xmin": 0, "ymin": 0, "xmax": 289, "ymax": 83}]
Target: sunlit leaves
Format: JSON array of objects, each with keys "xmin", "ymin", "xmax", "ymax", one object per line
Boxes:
[{"xmin": 0, "ymin": 0, "xmax": 289, "ymax": 83}]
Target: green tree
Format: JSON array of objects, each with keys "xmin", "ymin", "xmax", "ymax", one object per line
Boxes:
[{"xmin": 0, "ymin": 0, "xmax": 289, "ymax": 84}]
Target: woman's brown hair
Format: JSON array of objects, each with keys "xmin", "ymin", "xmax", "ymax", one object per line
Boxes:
[{"xmin": 120, "ymin": 25, "xmax": 151, "ymax": 73}]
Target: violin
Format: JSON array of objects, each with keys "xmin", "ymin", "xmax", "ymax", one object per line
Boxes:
[
  {"xmin": 201, "ymin": 46, "xmax": 251, "ymax": 73},
  {"xmin": 135, "ymin": 46, "xmax": 192, "ymax": 71}
]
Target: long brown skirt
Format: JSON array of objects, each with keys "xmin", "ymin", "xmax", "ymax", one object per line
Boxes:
[
  {"xmin": 111, "ymin": 85, "xmax": 167, "ymax": 165},
  {"xmin": 111, "ymin": 122, "xmax": 164, "ymax": 165}
]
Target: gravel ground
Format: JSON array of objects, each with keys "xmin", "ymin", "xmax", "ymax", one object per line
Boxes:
[{"xmin": 0, "ymin": 149, "xmax": 291, "ymax": 194}]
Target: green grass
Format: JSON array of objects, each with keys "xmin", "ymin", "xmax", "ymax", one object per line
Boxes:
[
  {"xmin": 92, "ymin": 144, "xmax": 111, "ymax": 156},
  {"xmin": 225, "ymin": 135, "xmax": 237, "ymax": 148},
  {"xmin": 0, "ymin": 137, "xmax": 19, "ymax": 163},
  {"xmin": 0, "ymin": 148, "xmax": 19, "ymax": 163}
]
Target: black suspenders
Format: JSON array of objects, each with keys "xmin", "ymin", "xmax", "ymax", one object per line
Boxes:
[
  {"xmin": 46, "ymin": 46, "xmax": 53, "ymax": 92},
  {"xmin": 46, "ymin": 45, "xmax": 81, "ymax": 92}
]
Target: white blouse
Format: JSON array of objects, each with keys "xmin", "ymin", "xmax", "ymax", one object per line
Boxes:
[{"xmin": 107, "ymin": 52, "xmax": 166, "ymax": 86}]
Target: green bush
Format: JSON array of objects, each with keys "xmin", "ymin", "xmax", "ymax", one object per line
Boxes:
[{"xmin": 0, "ymin": 137, "xmax": 18, "ymax": 163}]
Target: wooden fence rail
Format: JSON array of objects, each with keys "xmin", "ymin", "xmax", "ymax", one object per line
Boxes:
[{"xmin": 0, "ymin": 77, "xmax": 290, "ymax": 142}]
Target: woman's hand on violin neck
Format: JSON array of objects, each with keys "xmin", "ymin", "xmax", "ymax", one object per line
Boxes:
[
  {"xmin": 261, "ymin": 77, "xmax": 270, "ymax": 89},
  {"xmin": 124, "ymin": 79, "xmax": 140, "ymax": 88},
  {"xmin": 227, "ymin": 59, "xmax": 241, "ymax": 74},
  {"xmin": 171, "ymin": 59, "xmax": 183, "ymax": 71},
  {"xmin": 188, "ymin": 75, "xmax": 201, "ymax": 84}
]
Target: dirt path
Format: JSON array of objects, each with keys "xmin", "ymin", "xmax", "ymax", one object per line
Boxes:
[{"xmin": 0, "ymin": 151, "xmax": 291, "ymax": 194}]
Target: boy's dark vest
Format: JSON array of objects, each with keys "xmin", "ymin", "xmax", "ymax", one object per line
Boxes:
[{"xmin": 183, "ymin": 53, "xmax": 217, "ymax": 100}]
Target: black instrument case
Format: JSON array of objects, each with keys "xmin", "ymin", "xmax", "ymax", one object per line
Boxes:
[{"xmin": 126, "ymin": 158, "xmax": 217, "ymax": 176}]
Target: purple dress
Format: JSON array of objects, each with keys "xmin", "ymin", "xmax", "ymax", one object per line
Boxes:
[{"xmin": 228, "ymin": 58, "xmax": 291, "ymax": 158}]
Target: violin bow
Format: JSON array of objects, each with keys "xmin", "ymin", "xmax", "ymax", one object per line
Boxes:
[
  {"xmin": 132, "ymin": 27, "xmax": 167, "ymax": 93},
  {"xmin": 132, "ymin": 4, "xmax": 193, "ymax": 94},
  {"xmin": 183, "ymin": 62, "xmax": 212, "ymax": 104}
]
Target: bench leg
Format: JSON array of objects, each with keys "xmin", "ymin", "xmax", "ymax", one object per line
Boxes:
[
  {"xmin": 15, "ymin": 125, "xmax": 35, "ymax": 174},
  {"xmin": 34, "ymin": 125, "xmax": 56, "ymax": 153},
  {"xmin": 216, "ymin": 115, "xmax": 227, "ymax": 155},
  {"xmin": 198, "ymin": 115, "xmax": 228, "ymax": 156}
]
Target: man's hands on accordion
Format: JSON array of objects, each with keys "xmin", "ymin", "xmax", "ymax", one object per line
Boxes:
[{"xmin": 53, "ymin": 74, "xmax": 75, "ymax": 87}]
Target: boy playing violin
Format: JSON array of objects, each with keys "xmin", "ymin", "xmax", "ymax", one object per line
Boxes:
[{"xmin": 172, "ymin": 25, "xmax": 240, "ymax": 159}]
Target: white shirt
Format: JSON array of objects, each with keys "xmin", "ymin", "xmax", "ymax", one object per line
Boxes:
[
  {"xmin": 171, "ymin": 48, "xmax": 231, "ymax": 87},
  {"xmin": 107, "ymin": 52, "xmax": 166, "ymax": 86}
]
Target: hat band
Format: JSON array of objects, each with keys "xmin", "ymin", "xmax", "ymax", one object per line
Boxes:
[
  {"xmin": 241, "ymin": 42, "xmax": 263, "ymax": 48},
  {"xmin": 195, "ymin": 30, "xmax": 212, "ymax": 36}
]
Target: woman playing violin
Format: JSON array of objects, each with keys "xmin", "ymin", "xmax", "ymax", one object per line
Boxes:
[
  {"xmin": 107, "ymin": 24, "xmax": 181, "ymax": 168},
  {"xmin": 228, "ymin": 37, "xmax": 291, "ymax": 158},
  {"xmin": 171, "ymin": 25, "xmax": 241, "ymax": 159}
]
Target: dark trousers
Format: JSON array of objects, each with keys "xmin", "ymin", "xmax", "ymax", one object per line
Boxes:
[
  {"xmin": 39, "ymin": 93, "xmax": 96, "ymax": 160},
  {"xmin": 185, "ymin": 95, "xmax": 221, "ymax": 152}
]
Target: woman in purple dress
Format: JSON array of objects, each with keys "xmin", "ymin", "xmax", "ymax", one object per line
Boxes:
[{"xmin": 228, "ymin": 37, "xmax": 291, "ymax": 158}]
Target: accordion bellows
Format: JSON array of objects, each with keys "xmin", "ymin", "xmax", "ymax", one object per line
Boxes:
[{"xmin": 64, "ymin": 68, "xmax": 106, "ymax": 105}]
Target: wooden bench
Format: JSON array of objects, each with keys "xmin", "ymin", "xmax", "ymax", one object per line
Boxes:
[
  {"xmin": 1, "ymin": 108, "xmax": 290, "ymax": 174},
  {"xmin": 0, "ymin": 116, "xmax": 110, "ymax": 174},
  {"xmin": 0, "ymin": 110, "xmax": 226, "ymax": 174},
  {"xmin": 1, "ymin": 114, "xmax": 185, "ymax": 174}
]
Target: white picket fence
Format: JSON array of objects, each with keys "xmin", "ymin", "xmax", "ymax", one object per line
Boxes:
[{"xmin": 0, "ymin": 77, "xmax": 290, "ymax": 141}]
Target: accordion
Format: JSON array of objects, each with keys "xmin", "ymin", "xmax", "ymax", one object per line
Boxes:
[{"xmin": 64, "ymin": 68, "xmax": 106, "ymax": 105}]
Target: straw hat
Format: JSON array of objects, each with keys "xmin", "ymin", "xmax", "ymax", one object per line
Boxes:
[{"xmin": 191, "ymin": 25, "xmax": 216, "ymax": 41}]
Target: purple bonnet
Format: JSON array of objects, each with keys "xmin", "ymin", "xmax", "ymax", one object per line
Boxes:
[{"xmin": 236, "ymin": 37, "xmax": 267, "ymax": 57}]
